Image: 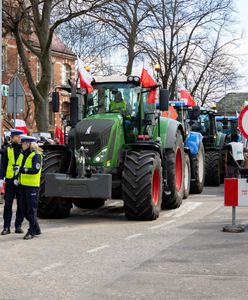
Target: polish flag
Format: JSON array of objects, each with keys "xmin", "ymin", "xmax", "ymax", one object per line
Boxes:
[
  {"xmin": 77, "ymin": 57, "xmax": 93, "ymax": 94},
  {"xmin": 15, "ymin": 119, "xmax": 28, "ymax": 134},
  {"xmin": 140, "ymin": 60, "xmax": 157, "ymax": 104},
  {"xmin": 179, "ymin": 86, "xmax": 196, "ymax": 107}
]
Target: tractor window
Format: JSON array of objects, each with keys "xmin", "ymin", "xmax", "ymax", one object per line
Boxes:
[{"xmin": 87, "ymin": 83, "xmax": 139, "ymax": 116}]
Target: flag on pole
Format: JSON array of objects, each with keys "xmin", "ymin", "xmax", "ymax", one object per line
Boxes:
[
  {"xmin": 179, "ymin": 86, "xmax": 196, "ymax": 107},
  {"xmin": 15, "ymin": 119, "xmax": 28, "ymax": 134},
  {"xmin": 77, "ymin": 57, "xmax": 93, "ymax": 94},
  {"xmin": 54, "ymin": 126, "xmax": 64, "ymax": 145},
  {"xmin": 140, "ymin": 60, "xmax": 157, "ymax": 104}
]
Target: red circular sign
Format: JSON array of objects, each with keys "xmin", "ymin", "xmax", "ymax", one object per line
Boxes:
[{"xmin": 238, "ymin": 105, "xmax": 248, "ymax": 139}]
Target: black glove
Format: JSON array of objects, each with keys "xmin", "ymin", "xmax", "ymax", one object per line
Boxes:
[{"xmin": 13, "ymin": 165, "xmax": 20, "ymax": 175}]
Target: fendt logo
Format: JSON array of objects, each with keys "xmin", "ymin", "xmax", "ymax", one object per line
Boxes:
[{"xmin": 85, "ymin": 125, "xmax": 92, "ymax": 135}]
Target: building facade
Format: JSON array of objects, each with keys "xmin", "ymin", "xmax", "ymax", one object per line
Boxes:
[{"xmin": 2, "ymin": 32, "xmax": 76, "ymax": 135}]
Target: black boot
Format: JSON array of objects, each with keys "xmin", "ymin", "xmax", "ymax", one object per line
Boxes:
[
  {"xmin": 23, "ymin": 232, "xmax": 34, "ymax": 240},
  {"xmin": 15, "ymin": 227, "xmax": 24, "ymax": 234},
  {"xmin": 1, "ymin": 228, "xmax": 11, "ymax": 235}
]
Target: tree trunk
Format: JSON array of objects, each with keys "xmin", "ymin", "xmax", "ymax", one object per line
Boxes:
[{"xmin": 34, "ymin": 100, "xmax": 49, "ymax": 132}]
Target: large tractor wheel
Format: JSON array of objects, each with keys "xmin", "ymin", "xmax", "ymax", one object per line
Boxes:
[
  {"xmin": 38, "ymin": 150, "xmax": 72, "ymax": 219},
  {"xmin": 73, "ymin": 199, "xmax": 105, "ymax": 209},
  {"xmin": 190, "ymin": 143, "xmax": 205, "ymax": 194},
  {"xmin": 122, "ymin": 151, "xmax": 162, "ymax": 221},
  {"xmin": 204, "ymin": 151, "xmax": 220, "ymax": 186},
  {"xmin": 183, "ymin": 153, "xmax": 191, "ymax": 199},
  {"xmin": 162, "ymin": 131, "xmax": 184, "ymax": 209}
]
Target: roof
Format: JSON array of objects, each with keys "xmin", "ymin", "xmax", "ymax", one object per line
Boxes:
[
  {"xmin": 30, "ymin": 33, "xmax": 75, "ymax": 57},
  {"xmin": 217, "ymin": 93, "xmax": 248, "ymax": 115}
]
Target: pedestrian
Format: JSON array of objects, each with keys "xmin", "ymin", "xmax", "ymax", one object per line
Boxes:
[
  {"xmin": 16, "ymin": 136, "xmax": 43, "ymax": 240},
  {"xmin": 225, "ymin": 133, "xmax": 244, "ymax": 178},
  {"xmin": 0, "ymin": 129, "xmax": 24, "ymax": 235}
]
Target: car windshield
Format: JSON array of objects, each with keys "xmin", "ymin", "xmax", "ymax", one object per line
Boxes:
[{"xmin": 86, "ymin": 83, "xmax": 140, "ymax": 116}]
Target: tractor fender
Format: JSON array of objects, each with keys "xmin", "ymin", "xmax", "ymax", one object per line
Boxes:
[
  {"xmin": 127, "ymin": 142, "xmax": 162, "ymax": 157},
  {"xmin": 161, "ymin": 118, "xmax": 184, "ymax": 150},
  {"xmin": 185, "ymin": 132, "xmax": 203, "ymax": 157}
]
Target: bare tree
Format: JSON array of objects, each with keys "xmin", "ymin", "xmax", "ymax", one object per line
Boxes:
[
  {"xmin": 141, "ymin": 0, "xmax": 239, "ymax": 103},
  {"xmin": 3, "ymin": 0, "xmax": 115, "ymax": 131}
]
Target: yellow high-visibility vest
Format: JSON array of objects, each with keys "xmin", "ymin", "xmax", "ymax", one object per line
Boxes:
[
  {"xmin": 6, "ymin": 147, "xmax": 23, "ymax": 179},
  {"xmin": 19, "ymin": 152, "xmax": 42, "ymax": 187}
]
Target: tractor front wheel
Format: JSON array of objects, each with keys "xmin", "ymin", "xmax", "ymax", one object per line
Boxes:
[
  {"xmin": 183, "ymin": 153, "xmax": 191, "ymax": 199},
  {"xmin": 38, "ymin": 150, "xmax": 72, "ymax": 219},
  {"xmin": 204, "ymin": 151, "xmax": 220, "ymax": 186},
  {"xmin": 190, "ymin": 143, "xmax": 205, "ymax": 194},
  {"xmin": 122, "ymin": 151, "xmax": 162, "ymax": 221},
  {"xmin": 162, "ymin": 131, "xmax": 184, "ymax": 209}
]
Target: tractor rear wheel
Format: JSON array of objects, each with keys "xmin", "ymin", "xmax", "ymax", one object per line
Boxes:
[
  {"xmin": 38, "ymin": 150, "xmax": 72, "ymax": 219},
  {"xmin": 204, "ymin": 151, "xmax": 220, "ymax": 186},
  {"xmin": 190, "ymin": 143, "xmax": 205, "ymax": 194},
  {"xmin": 73, "ymin": 199, "xmax": 105, "ymax": 209},
  {"xmin": 162, "ymin": 131, "xmax": 184, "ymax": 209},
  {"xmin": 183, "ymin": 153, "xmax": 191, "ymax": 199},
  {"xmin": 122, "ymin": 151, "xmax": 162, "ymax": 221}
]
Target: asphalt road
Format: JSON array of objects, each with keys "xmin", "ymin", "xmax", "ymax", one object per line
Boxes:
[{"xmin": 0, "ymin": 185, "xmax": 248, "ymax": 300}]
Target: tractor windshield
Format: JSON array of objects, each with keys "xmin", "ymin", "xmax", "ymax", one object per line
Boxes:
[
  {"xmin": 86, "ymin": 83, "xmax": 140, "ymax": 116},
  {"xmin": 191, "ymin": 114, "xmax": 210, "ymax": 136}
]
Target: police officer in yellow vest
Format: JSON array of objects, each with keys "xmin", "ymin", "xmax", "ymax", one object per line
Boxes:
[
  {"xmin": 15, "ymin": 136, "xmax": 43, "ymax": 240},
  {"xmin": 0, "ymin": 129, "xmax": 24, "ymax": 235}
]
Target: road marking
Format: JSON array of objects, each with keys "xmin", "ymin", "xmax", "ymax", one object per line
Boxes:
[
  {"xmin": 31, "ymin": 262, "xmax": 63, "ymax": 276},
  {"xmin": 125, "ymin": 233, "xmax": 144, "ymax": 240},
  {"xmin": 149, "ymin": 220, "xmax": 174, "ymax": 230},
  {"xmin": 86, "ymin": 244, "xmax": 110, "ymax": 253},
  {"xmin": 163, "ymin": 202, "xmax": 203, "ymax": 218}
]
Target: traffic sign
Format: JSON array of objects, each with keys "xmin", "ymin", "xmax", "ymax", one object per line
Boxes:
[
  {"xmin": 7, "ymin": 75, "xmax": 25, "ymax": 114},
  {"xmin": 238, "ymin": 105, "xmax": 248, "ymax": 139}
]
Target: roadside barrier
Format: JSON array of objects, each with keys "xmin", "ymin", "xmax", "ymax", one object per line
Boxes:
[{"xmin": 224, "ymin": 178, "xmax": 247, "ymax": 232}]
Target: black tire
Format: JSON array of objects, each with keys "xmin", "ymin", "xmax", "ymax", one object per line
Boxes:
[
  {"xmin": 122, "ymin": 151, "xmax": 162, "ymax": 221},
  {"xmin": 190, "ymin": 143, "xmax": 205, "ymax": 194},
  {"xmin": 220, "ymin": 149, "xmax": 226, "ymax": 183},
  {"xmin": 73, "ymin": 198, "xmax": 105, "ymax": 209},
  {"xmin": 38, "ymin": 150, "xmax": 72, "ymax": 219},
  {"xmin": 183, "ymin": 153, "xmax": 191, "ymax": 199},
  {"xmin": 162, "ymin": 131, "xmax": 184, "ymax": 209},
  {"xmin": 204, "ymin": 151, "xmax": 220, "ymax": 186}
]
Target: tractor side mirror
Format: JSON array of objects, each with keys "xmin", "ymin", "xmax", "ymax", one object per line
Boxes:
[
  {"xmin": 159, "ymin": 89, "xmax": 169, "ymax": 111},
  {"xmin": 189, "ymin": 106, "xmax": 201, "ymax": 120},
  {"xmin": 52, "ymin": 92, "xmax": 60, "ymax": 112}
]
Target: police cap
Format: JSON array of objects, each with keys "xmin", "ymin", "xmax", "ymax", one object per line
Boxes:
[
  {"xmin": 21, "ymin": 136, "xmax": 37, "ymax": 143},
  {"xmin": 10, "ymin": 129, "xmax": 24, "ymax": 136}
]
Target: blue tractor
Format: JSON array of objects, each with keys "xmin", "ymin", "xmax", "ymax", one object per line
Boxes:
[{"xmin": 168, "ymin": 101, "xmax": 205, "ymax": 198}]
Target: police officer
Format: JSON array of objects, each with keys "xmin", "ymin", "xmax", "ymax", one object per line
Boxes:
[
  {"xmin": 17, "ymin": 136, "xmax": 43, "ymax": 240},
  {"xmin": 0, "ymin": 129, "xmax": 24, "ymax": 235}
]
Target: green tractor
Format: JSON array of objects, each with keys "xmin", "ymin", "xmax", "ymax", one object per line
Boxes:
[
  {"xmin": 38, "ymin": 75, "xmax": 186, "ymax": 221},
  {"xmin": 189, "ymin": 107, "xmax": 227, "ymax": 186}
]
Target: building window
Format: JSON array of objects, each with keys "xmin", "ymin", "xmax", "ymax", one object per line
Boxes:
[
  {"xmin": 2, "ymin": 46, "xmax": 5, "ymax": 72},
  {"xmin": 37, "ymin": 60, "xmax": 41, "ymax": 82},
  {"xmin": 18, "ymin": 55, "xmax": 24, "ymax": 74},
  {"xmin": 61, "ymin": 63, "xmax": 71, "ymax": 85}
]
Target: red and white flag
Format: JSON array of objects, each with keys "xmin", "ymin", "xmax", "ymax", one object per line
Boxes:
[
  {"xmin": 54, "ymin": 126, "xmax": 64, "ymax": 145},
  {"xmin": 77, "ymin": 57, "xmax": 93, "ymax": 94},
  {"xmin": 140, "ymin": 60, "xmax": 157, "ymax": 104},
  {"xmin": 179, "ymin": 86, "xmax": 196, "ymax": 107},
  {"xmin": 15, "ymin": 119, "xmax": 28, "ymax": 134}
]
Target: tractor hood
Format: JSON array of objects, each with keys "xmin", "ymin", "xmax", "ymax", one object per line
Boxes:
[{"xmin": 74, "ymin": 114, "xmax": 124, "ymax": 165}]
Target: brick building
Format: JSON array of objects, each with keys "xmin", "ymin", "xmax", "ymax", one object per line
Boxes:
[{"xmin": 2, "ymin": 32, "xmax": 76, "ymax": 135}]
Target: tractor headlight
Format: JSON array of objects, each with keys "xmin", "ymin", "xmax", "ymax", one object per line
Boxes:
[
  {"xmin": 127, "ymin": 75, "xmax": 134, "ymax": 81},
  {"xmin": 94, "ymin": 147, "xmax": 108, "ymax": 163}
]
